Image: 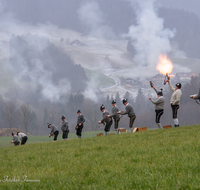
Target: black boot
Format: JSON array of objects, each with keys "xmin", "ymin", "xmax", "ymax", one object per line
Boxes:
[{"xmin": 174, "ymin": 125, "xmax": 179, "ymax": 127}]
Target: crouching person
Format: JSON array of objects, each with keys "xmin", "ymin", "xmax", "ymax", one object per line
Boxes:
[
  {"xmin": 98, "ymin": 104, "xmax": 113, "ymax": 135},
  {"xmin": 11, "ymin": 132, "xmax": 20, "ymax": 146},
  {"xmin": 48, "ymin": 123, "xmax": 59, "ymax": 141},
  {"xmin": 17, "ymin": 132, "xmax": 28, "ymax": 145},
  {"xmin": 61, "ymin": 116, "xmax": 70, "ymax": 140}
]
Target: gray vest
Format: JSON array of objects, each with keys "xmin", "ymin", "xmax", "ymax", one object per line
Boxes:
[
  {"xmin": 61, "ymin": 120, "xmax": 69, "ymax": 132},
  {"xmin": 121, "ymin": 104, "xmax": 135, "ymax": 117},
  {"xmin": 77, "ymin": 115, "xmax": 85, "ymax": 125},
  {"xmin": 101, "ymin": 110, "xmax": 112, "ymax": 124},
  {"xmin": 110, "ymin": 105, "xmax": 120, "ymax": 119}
]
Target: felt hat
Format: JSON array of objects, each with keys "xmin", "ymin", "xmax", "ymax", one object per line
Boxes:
[
  {"xmin": 122, "ymin": 98, "xmax": 127, "ymax": 104},
  {"xmin": 61, "ymin": 116, "xmax": 65, "ymax": 119},
  {"xmin": 157, "ymin": 89, "xmax": 163, "ymax": 96},
  {"xmin": 100, "ymin": 104, "xmax": 105, "ymax": 111},
  {"xmin": 112, "ymin": 99, "xmax": 116, "ymax": 104},
  {"xmin": 176, "ymin": 83, "xmax": 182, "ymax": 89}
]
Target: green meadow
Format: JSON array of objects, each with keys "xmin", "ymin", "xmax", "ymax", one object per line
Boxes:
[
  {"xmin": 0, "ymin": 131, "xmax": 103, "ymax": 148},
  {"xmin": 0, "ymin": 125, "xmax": 200, "ymax": 190}
]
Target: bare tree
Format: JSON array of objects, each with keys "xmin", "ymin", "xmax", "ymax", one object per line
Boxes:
[
  {"xmin": 19, "ymin": 103, "xmax": 34, "ymax": 133},
  {"xmin": 2, "ymin": 100, "xmax": 20, "ymax": 131},
  {"xmin": 83, "ymin": 99, "xmax": 101, "ymax": 131},
  {"xmin": 48, "ymin": 109, "xmax": 60, "ymax": 127}
]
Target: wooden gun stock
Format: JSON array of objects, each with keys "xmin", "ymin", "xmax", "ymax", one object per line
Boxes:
[
  {"xmin": 149, "ymin": 81, "xmax": 154, "ymax": 87},
  {"xmin": 163, "ymin": 73, "xmax": 170, "ymax": 85}
]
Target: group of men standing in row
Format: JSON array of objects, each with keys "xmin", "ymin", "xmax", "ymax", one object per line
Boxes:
[
  {"xmin": 149, "ymin": 78, "xmax": 182, "ymax": 129},
  {"xmin": 47, "ymin": 110, "xmax": 85, "ymax": 141},
  {"xmin": 98, "ymin": 98, "xmax": 136, "ymax": 134},
  {"xmin": 98, "ymin": 78, "xmax": 185, "ymax": 134},
  {"xmin": 11, "ymin": 78, "xmax": 200, "ymax": 144},
  {"xmin": 48, "ymin": 78, "xmax": 200, "ymax": 139},
  {"xmin": 47, "ymin": 97, "xmax": 137, "ymax": 141}
]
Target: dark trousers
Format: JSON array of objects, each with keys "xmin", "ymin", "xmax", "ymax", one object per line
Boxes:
[
  {"xmin": 104, "ymin": 119, "xmax": 113, "ymax": 132},
  {"xmin": 155, "ymin": 110, "xmax": 164, "ymax": 123},
  {"xmin": 129, "ymin": 115, "xmax": 136, "ymax": 128},
  {"xmin": 21, "ymin": 136, "xmax": 28, "ymax": 145},
  {"xmin": 53, "ymin": 131, "xmax": 59, "ymax": 141},
  {"xmin": 171, "ymin": 104, "xmax": 179, "ymax": 119},
  {"xmin": 62, "ymin": 131, "xmax": 69, "ymax": 139},
  {"xmin": 113, "ymin": 117, "xmax": 120, "ymax": 129},
  {"xmin": 76, "ymin": 125, "xmax": 83, "ymax": 138},
  {"xmin": 14, "ymin": 141, "xmax": 20, "ymax": 146}
]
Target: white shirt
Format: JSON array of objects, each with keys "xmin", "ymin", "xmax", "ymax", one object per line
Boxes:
[
  {"xmin": 169, "ymin": 82, "xmax": 182, "ymax": 105},
  {"xmin": 18, "ymin": 132, "xmax": 26, "ymax": 140}
]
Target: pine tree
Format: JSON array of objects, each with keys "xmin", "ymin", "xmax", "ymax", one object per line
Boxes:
[
  {"xmin": 115, "ymin": 92, "xmax": 121, "ymax": 104},
  {"xmin": 135, "ymin": 89, "xmax": 146, "ymax": 114},
  {"xmin": 123, "ymin": 91, "xmax": 134, "ymax": 107}
]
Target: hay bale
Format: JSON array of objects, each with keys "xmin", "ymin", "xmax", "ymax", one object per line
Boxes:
[{"xmin": 0, "ymin": 128, "xmax": 30, "ymax": 136}]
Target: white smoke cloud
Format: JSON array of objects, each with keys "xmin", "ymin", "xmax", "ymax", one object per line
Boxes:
[
  {"xmin": 77, "ymin": 1, "xmax": 116, "ymax": 39},
  {"xmin": 125, "ymin": 0, "xmax": 176, "ymax": 68},
  {"xmin": 9, "ymin": 35, "xmax": 71, "ymax": 102},
  {"xmin": 83, "ymin": 77, "xmax": 98, "ymax": 103},
  {"xmin": 83, "ymin": 56, "xmax": 113, "ymax": 103},
  {"xmin": 0, "ymin": 0, "xmax": 71, "ymax": 102},
  {"xmin": 170, "ymin": 41, "xmax": 186, "ymax": 58},
  {"xmin": 41, "ymin": 79, "xmax": 71, "ymax": 102}
]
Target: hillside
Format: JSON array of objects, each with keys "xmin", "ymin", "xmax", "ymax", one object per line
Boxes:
[
  {"xmin": 1, "ymin": 1, "xmax": 200, "ymax": 102},
  {"xmin": 0, "ymin": 125, "xmax": 200, "ymax": 189},
  {"xmin": 1, "ymin": 26, "xmax": 200, "ymax": 101}
]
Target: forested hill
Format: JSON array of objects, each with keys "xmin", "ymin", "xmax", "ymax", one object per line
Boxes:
[{"xmin": 9, "ymin": 34, "xmax": 87, "ymax": 94}]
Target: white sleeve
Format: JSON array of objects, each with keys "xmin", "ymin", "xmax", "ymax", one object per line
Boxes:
[{"xmin": 168, "ymin": 82, "xmax": 175, "ymax": 92}]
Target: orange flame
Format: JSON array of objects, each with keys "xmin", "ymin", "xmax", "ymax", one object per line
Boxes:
[{"xmin": 156, "ymin": 55, "xmax": 173, "ymax": 75}]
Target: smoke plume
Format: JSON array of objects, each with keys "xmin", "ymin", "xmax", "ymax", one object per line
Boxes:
[
  {"xmin": 0, "ymin": 1, "xmax": 74, "ymax": 102},
  {"xmin": 83, "ymin": 76, "xmax": 99, "ymax": 103},
  {"xmin": 125, "ymin": 0, "xmax": 176, "ymax": 68},
  {"xmin": 77, "ymin": 1, "xmax": 116, "ymax": 39},
  {"xmin": 9, "ymin": 34, "xmax": 72, "ymax": 102}
]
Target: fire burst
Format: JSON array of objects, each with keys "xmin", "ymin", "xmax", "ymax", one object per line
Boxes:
[{"xmin": 156, "ymin": 55, "xmax": 173, "ymax": 75}]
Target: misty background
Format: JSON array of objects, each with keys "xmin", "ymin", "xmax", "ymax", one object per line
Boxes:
[{"xmin": 0, "ymin": 0, "xmax": 200, "ymax": 135}]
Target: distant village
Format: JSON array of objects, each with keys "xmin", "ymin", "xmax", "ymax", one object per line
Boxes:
[
  {"xmin": 122, "ymin": 72, "xmax": 199, "ymax": 89},
  {"xmin": 65, "ymin": 38, "xmax": 199, "ymax": 97}
]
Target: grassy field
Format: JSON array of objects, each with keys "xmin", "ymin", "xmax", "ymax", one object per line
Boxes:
[
  {"xmin": 0, "ymin": 131, "xmax": 104, "ymax": 148},
  {"xmin": 0, "ymin": 125, "xmax": 200, "ymax": 190}
]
